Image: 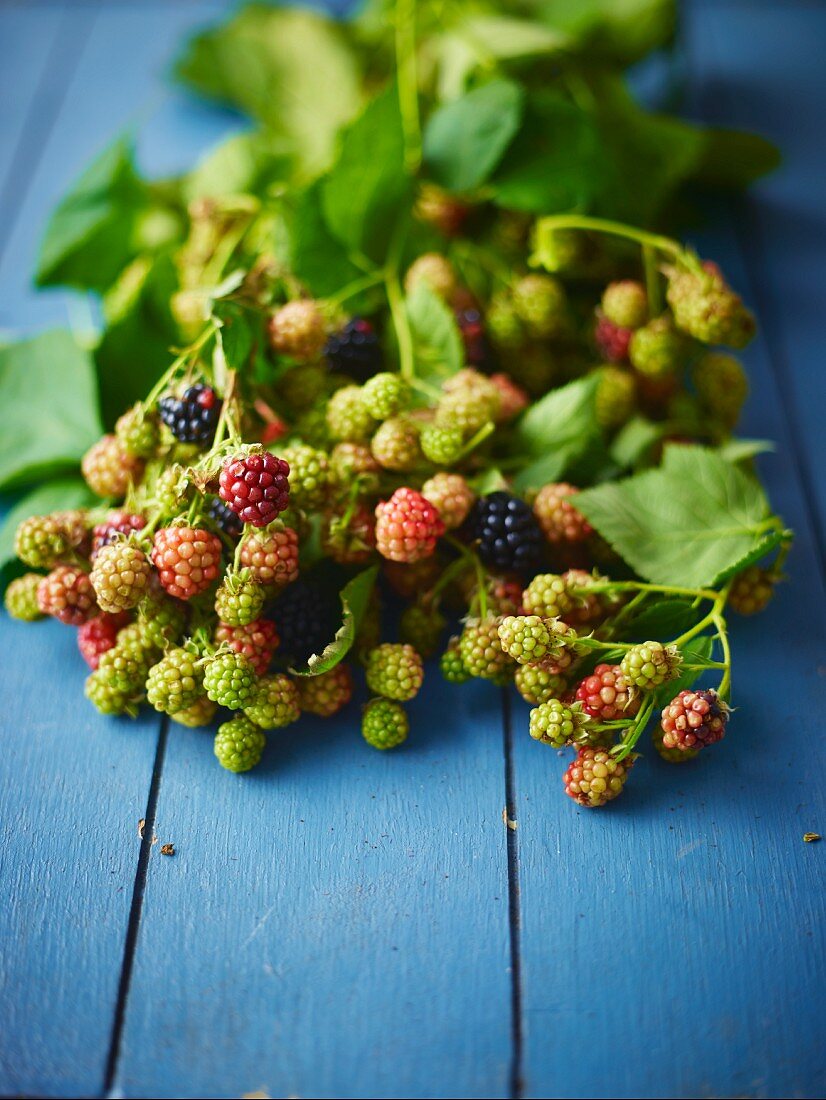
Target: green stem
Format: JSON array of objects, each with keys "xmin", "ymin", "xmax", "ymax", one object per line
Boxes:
[
  {"xmin": 713, "ymin": 611, "xmax": 732, "ymax": 699},
  {"xmin": 385, "ymin": 220, "xmax": 415, "ymax": 383},
  {"xmin": 145, "ymin": 323, "xmax": 217, "ymax": 406},
  {"xmin": 455, "ymin": 421, "xmax": 495, "ymax": 462},
  {"xmin": 395, "ymin": 0, "xmax": 422, "ymax": 173},
  {"xmin": 642, "ymin": 243, "xmax": 663, "ymax": 315},
  {"xmin": 536, "ymin": 215, "xmax": 682, "ymax": 260},
  {"xmin": 579, "ymin": 579, "xmax": 718, "ymax": 602},
  {"xmin": 328, "ymin": 269, "xmax": 384, "ymax": 308},
  {"xmin": 612, "ymin": 699, "xmax": 655, "ymax": 761}
]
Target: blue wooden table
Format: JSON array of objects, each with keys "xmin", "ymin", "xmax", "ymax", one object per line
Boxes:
[{"xmin": 1, "ymin": 2, "xmax": 824, "ymax": 1097}]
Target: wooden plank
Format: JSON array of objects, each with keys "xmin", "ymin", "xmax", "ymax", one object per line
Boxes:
[
  {"xmin": 686, "ymin": 3, "xmax": 826, "ymax": 566},
  {"xmin": 512, "ymin": 9, "xmax": 826, "ymax": 1097},
  {"xmin": 111, "ymin": 673, "xmax": 514, "ymax": 1099},
  {"xmin": 0, "ymin": 616, "xmax": 164, "ymax": 1097}
]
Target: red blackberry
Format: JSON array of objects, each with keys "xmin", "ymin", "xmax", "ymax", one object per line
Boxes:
[
  {"xmin": 37, "ymin": 566, "xmax": 97, "ymax": 625},
  {"xmin": 151, "ymin": 527, "xmax": 222, "ymax": 600},
  {"xmin": 375, "ymin": 487, "xmax": 445, "ymax": 563},
  {"xmin": 324, "ymin": 317, "xmax": 382, "ymax": 381},
  {"xmin": 297, "ymin": 665, "xmax": 353, "ymax": 717},
  {"xmin": 563, "ymin": 746, "xmax": 633, "ymax": 807},
  {"xmin": 239, "ymin": 525, "xmax": 300, "ymax": 589},
  {"xmin": 465, "ymin": 492, "xmax": 544, "ymax": 575},
  {"xmin": 78, "ymin": 613, "xmax": 130, "ymax": 669},
  {"xmin": 215, "ymin": 619, "xmax": 279, "ymax": 676},
  {"xmin": 158, "ymin": 383, "xmax": 221, "ymax": 444},
  {"xmin": 218, "ymin": 451, "xmax": 291, "ymax": 527},
  {"xmin": 533, "ymin": 483, "xmax": 593, "ymax": 545},
  {"xmin": 575, "ymin": 664, "xmax": 640, "ymax": 722},
  {"xmin": 594, "ymin": 312, "xmax": 631, "ymax": 362},
  {"xmin": 660, "ymin": 689, "xmax": 729, "ymax": 752}
]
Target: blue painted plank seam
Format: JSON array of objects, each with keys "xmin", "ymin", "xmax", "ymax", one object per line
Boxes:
[
  {"xmin": 502, "ymin": 688, "xmax": 524, "ymax": 1100},
  {"xmin": 102, "ymin": 716, "xmax": 170, "ymax": 1099},
  {"xmin": 0, "ymin": 5, "xmax": 96, "ymax": 264}
]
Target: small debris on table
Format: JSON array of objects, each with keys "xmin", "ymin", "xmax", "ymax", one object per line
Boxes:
[
  {"xmin": 502, "ymin": 807, "xmax": 517, "ymax": 831},
  {"xmin": 160, "ymin": 843, "xmax": 175, "ymax": 856},
  {"xmin": 803, "ymin": 832, "xmax": 821, "ymax": 843}
]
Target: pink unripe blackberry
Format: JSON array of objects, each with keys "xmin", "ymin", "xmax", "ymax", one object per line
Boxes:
[{"xmin": 375, "ymin": 488, "xmax": 445, "ymax": 563}]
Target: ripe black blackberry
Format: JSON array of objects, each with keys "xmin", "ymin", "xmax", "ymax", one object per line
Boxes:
[
  {"xmin": 324, "ymin": 318, "xmax": 382, "ymax": 381},
  {"xmin": 465, "ymin": 491, "xmax": 544, "ymax": 574},
  {"xmin": 456, "ymin": 308, "xmax": 497, "ymax": 373},
  {"xmin": 158, "ymin": 383, "xmax": 222, "ymax": 444},
  {"xmin": 208, "ymin": 496, "xmax": 243, "ymax": 538},
  {"xmin": 270, "ymin": 580, "xmax": 340, "ymax": 664}
]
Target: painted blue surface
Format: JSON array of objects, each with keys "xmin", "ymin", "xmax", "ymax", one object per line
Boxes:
[{"xmin": 0, "ymin": 2, "xmax": 824, "ymax": 1098}]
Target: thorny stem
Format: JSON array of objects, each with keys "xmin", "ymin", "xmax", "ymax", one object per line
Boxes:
[{"xmin": 395, "ymin": 0, "xmax": 422, "ymax": 172}]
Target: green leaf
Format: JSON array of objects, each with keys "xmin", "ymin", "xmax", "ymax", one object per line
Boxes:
[
  {"xmin": 0, "ymin": 478, "xmax": 96, "ymax": 586},
  {"xmin": 533, "ymin": 0, "xmax": 676, "ymax": 64},
  {"xmin": 213, "ymin": 299, "xmax": 257, "ymax": 373},
  {"xmin": 405, "ymin": 283, "xmax": 464, "ymax": 385},
  {"xmin": 0, "ymin": 332, "xmax": 102, "ymax": 490},
  {"xmin": 184, "ymin": 130, "xmax": 292, "ymax": 202},
  {"xmin": 717, "ymin": 437, "xmax": 775, "ymax": 464},
  {"xmin": 175, "ymin": 7, "xmax": 362, "ymax": 173},
  {"xmin": 95, "ymin": 253, "xmax": 180, "ymax": 428},
  {"xmin": 288, "ymin": 180, "xmax": 366, "ymax": 298},
  {"xmin": 511, "ymin": 375, "xmax": 601, "ymax": 490},
  {"xmin": 622, "ymin": 598, "xmax": 704, "ymax": 642},
  {"xmin": 610, "ymin": 416, "xmax": 665, "ymax": 470},
  {"xmin": 491, "ymin": 91, "xmax": 605, "ymax": 213},
  {"xmin": 292, "ymin": 565, "xmax": 379, "ymax": 676},
  {"xmin": 321, "ymin": 86, "xmax": 411, "ymax": 263},
  {"xmin": 694, "ymin": 128, "xmax": 781, "ymax": 190},
  {"xmin": 573, "ymin": 444, "xmax": 775, "ymax": 588},
  {"xmin": 35, "ymin": 136, "xmax": 148, "ymax": 292},
  {"xmin": 423, "ymin": 79, "xmax": 524, "ymax": 193},
  {"xmin": 436, "ymin": 14, "xmax": 568, "ymax": 98}
]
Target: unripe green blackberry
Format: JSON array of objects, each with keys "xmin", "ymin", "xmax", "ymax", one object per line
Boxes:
[
  {"xmin": 529, "ymin": 698, "xmax": 589, "ymax": 748},
  {"xmin": 4, "ymin": 573, "xmax": 44, "ymax": 621},
  {"xmin": 297, "ymin": 664, "xmax": 353, "ymax": 717},
  {"xmin": 420, "ymin": 423, "xmax": 464, "ymax": 466},
  {"xmin": 115, "ymin": 403, "xmax": 159, "ymax": 458},
  {"xmin": 459, "ymin": 618, "xmax": 514, "ymax": 681},
  {"xmin": 292, "ymin": 406, "xmax": 331, "ymax": 449},
  {"xmin": 399, "ymin": 604, "xmax": 446, "ymax": 659},
  {"xmin": 629, "ymin": 316, "xmax": 688, "ymax": 379},
  {"xmin": 214, "ymin": 716, "xmax": 266, "ymax": 773},
  {"xmin": 329, "ymin": 442, "xmax": 381, "ymax": 496},
  {"xmin": 98, "ymin": 641, "xmax": 153, "ymax": 695},
  {"xmin": 364, "ymin": 643, "xmax": 424, "ymax": 701},
  {"xmin": 595, "ymin": 366, "xmax": 637, "ymax": 430},
  {"xmin": 82, "ymin": 434, "xmax": 143, "ymax": 499},
  {"xmin": 563, "ymin": 746, "xmax": 633, "ymax": 807},
  {"xmin": 326, "ymin": 385, "xmax": 377, "ymax": 443},
  {"xmin": 692, "ymin": 352, "xmax": 749, "ymax": 430},
  {"xmin": 171, "ymin": 695, "xmax": 217, "ymax": 728},
  {"xmin": 421, "ymin": 472, "xmax": 475, "ymax": 530},
  {"xmin": 522, "ymin": 573, "xmax": 574, "ymax": 619},
  {"xmin": 440, "ymin": 636, "xmax": 470, "ymax": 684},
  {"xmin": 90, "ymin": 541, "xmax": 152, "ymax": 613},
  {"xmin": 85, "ymin": 668, "xmax": 139, "ymax": 716},
  {"xmin": 15, "ymin": 514, "xmax": 77, "ymax": 569},
  {"xmin": 214, "ymin": 569, "xmax": 266, "ymax": 627},
  {"xmin": 153, "ymin": 463, "xmax": 189, "ymax": 514},
  {"xmin": 512, "ymin": 274, "xmax": 567, "ymax": 339},
  {"xmin": 370, "ymin": 416, "xmax": 421, "ymax": 471},
  {"xmin": 138, "ymin": 594, "xmax": 187, "ymax": 649},
  {"xmin": 435, "ymin": 391, "xmax": 492, "ymax": 436},
  {"xmin": 601, "ymin": 280, "xmax": 648, "ymax": 330},
  {"xmin": 146, "ymin": 646, "xmax": 205, "ymax": 715},
  {"xmin": 514, "ymin": 662, "xmax": 568, "ymax": 705},
  {"xmin": 728, "ymin": 565, "xmax": 775, "ymax": 616},
  {"xmin": 279, "ymin": 363, "xmax": 328, "ymax": 410},
  {"xmin": 665, "ymin": 261, "xmax": 755, "ymax": 348},
  {"xmin": 204, "ymin": 651, "xmax": 258, "ymax": 709},
  {"xmin": 362, "ymin": 698, "xmax": 409, "ymax": 750},
  {"xmin": 404, "ymin": 253, "xmax": 457, "ymax": 302},
  {"xmin": 362, "ymin": 373, "xmax": 407, "ymax": 420},
  {"xmin": 620, "ymin": 641, "xmax": 682, "ymax": 690},
  {"xmin": 486, "ymin": 291, "xmax": 524, "ymax": 350},
  {"xmin": 243, "ymin": 673, "xmax": 300, "ymax": 729},
  {"xmin": 277, "ymin": 443, "xmax": 330, "ymax": 509},
  {"xmin": 267, "ymin": 299, "xmax": 327, "ymax": 361},
  {"xmin": 497, "ymin": 615, "xmax": 557, "ymax": 664}
]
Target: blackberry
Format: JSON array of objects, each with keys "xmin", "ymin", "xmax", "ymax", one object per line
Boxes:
[
  {"xmin": 277, "ymin": 444, "xmax": 330, "ymax": 510},
  {"xmin": 529, "ymin": 698, "xmax": 590, "ymax": 748},
  {"xmin": 420, "ymin": 423, "xmax": 464, "ymax": 466},
  {"xmin": 440, "ymin": 637, "xmax": 470, "ymax": 684},
  {"xmin": 158, "ymin": 383, "xmax": 221, "ymax": 444},
  {"xmin": 91, "ymin": 511, "xmax": 145, "ymax": 558},
  {"xmin": 208, "ymin": 496, "xmax": 243, "ymax": 537},
  {"xmin": 364, "ymin": 643, "xmax": 424, "ymax": 701},
  {"xmin": 371, "ymin": 417, "xmax": 421, "ymax": 471},
  {"xmin": 85, "ymin": 668, "xmax": 140, "ymax": 717},
  {"xmin": 399, "ymin": 604, "xmax": 446, "ymax": 659},
  {"xmin": 268, "ymin": 300, "xmax": 327, "ymax": 361},
  {"xmin": 326, "ymin": 385, "xmax": 377, "ymax": 443},
  {"xmin": 244, "ymin": 673, "xmax": 301, "ymax": 729},
  {"xmin": 5, "ymin": 573, "xmax": 44, "ymax": 621},
  {"xmin": 620, "ymin": 641, "xmax": 682, "ymax": 690},
  {"xmin": 171, "ymin": 696, "xmax": 218, "ymax": 729},
  {"xmin": 214, "ymin": 717, "xmax": 266, "ymax": 773},
  {"xmin": 324, "ymin": 318, "xmax": 382, "ymax": 381},
  {"xmin": 362, "ymin": 698, "xmax": 409, "ymax": 750},
  {"xmin": 269, "ymin": 580, "xmax": 339, "ymax": 665},
  {"xmin": 297, "ymin": 665, "xmax": 353, "ymax": 717},
  {"xmin": 729, "ymin": 565, "xmax": 775, "ymax": 616},
  {"xmin": 563, "ymin": 746, "xmax": 633, "ymax": 807},
  {"xmin": 660, "ymin": 688, "xmax": 728, "ymax": 752},
  {"xmin": 404, "ymin": 253, "xmax": 457, "ymax": 302},
  {"xmin": 362, "ymin": 372, "xmax": 407, "ymax": 420},
  {"xmin": 601, "ymin": 281, "xmax": 647, "ymax": 330},
  {"xmin": 219, "ymin": 451, "xmax": 291, "ymax": 527},
  {"xmin": 459, "ymin": 618, "xmax": 514, "ymax": 681},
  {"xmin": 146, "ymin": 646, "xmax": 205, "ymax": 715},
  {"xmin": 465, "ymin": 492, "xmax": 544, "ymax": 575},
  {"xmin": 514, "ymin": 662, "xmax": 568, "ymax": 706},
  {"xmin": 204, "ymin": 651, "xmax": 258, "ymax": 709},
  {"xmin": 214, "ymin": 569, "xmax": 266, "ymax": 627}
]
